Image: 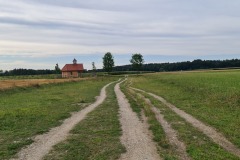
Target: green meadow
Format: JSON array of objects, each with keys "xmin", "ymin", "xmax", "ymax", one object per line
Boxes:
[
  {"xmin": 130, "ymin": 70, "xmax": 240, "ymax": 148},
  {"xmin": 1, "ymin": 70, "xmax": 240, "ymax": 159},
  {"xmin": 0, "ymin": 77, "xmax": 117, "ymax": 159}
]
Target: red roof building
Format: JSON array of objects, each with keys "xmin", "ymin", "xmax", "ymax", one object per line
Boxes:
[{"xmin": 62, "ymin": 59, "xmax": 84, "ymax": 78}]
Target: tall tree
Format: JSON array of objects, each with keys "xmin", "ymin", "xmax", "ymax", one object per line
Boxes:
[
  {"xmin": 103, "ymin": 52, "xmax": 114, "ymax": 72},
  {"xmin": 92, "ymin": 62, "xmax": 96, "ymax": 71},
  {"xmin": 130, "ymin": 53, "xmax": 144, "ymax": 71},
  {"xmin": 92, "ymin": 62, "xmax": 97, "ymax": 76},
  {"xmin": 55, "ymin": 63, "xmax": 61, "ymax": 74}
]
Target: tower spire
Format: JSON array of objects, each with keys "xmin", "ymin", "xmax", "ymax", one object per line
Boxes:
[{"xmin": 73, "ymin": 58, "xmax": 77, "ymax": 64}]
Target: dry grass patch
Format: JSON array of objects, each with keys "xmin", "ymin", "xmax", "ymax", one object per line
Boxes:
[{"xmin": 0, "ymin": 78, "xmax": 90, "ymax": 90}]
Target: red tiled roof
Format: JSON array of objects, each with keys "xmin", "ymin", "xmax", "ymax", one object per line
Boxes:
[{"xmin": 62, "ymin": 64, "xmax": 84, "ymax": 72}]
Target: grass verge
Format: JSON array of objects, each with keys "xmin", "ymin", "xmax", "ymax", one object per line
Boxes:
[{"xmin": 44, "ymin": 83, "xmax": 125, "ymax": 160}]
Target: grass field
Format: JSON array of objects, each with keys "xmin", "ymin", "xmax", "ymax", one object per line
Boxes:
[
  {"xmin": 134, "ymin": 89, "xmax": 239, "ymax": 159},
  {"xmin": 0, "ymin": 77, "xmax": 117, "ymax": 159},
  {"xmin": 45, "ymin": 83, "xmax": 125, "ymax": 159},
  {"xmin": 130, "ymin": 70, "xmax": 240, "ymax": 149},
  {"xmin": 1, "ymin": 70, "xmax": 240, "ymax": 159},
  {"xmin": 122, "ymin": 80, "xmax": 239, "ymax": 159}
]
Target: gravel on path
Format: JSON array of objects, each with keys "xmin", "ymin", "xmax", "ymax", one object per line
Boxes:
[
  {"xmin": 135, "ymin": 92, "xmax": 191, "ymax": 160},
  {"xmin": 115, "ymin": 80, "xmax": 161, "ymax": 160}
]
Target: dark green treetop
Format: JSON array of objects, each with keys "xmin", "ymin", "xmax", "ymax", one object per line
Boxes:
[
  {"xmin": 103, "ymin": 52, "xmax": 114, "ymax": 72},
  {"xmin": 130, "ymin": 53, "xmax": 144, "ymax": 71}
]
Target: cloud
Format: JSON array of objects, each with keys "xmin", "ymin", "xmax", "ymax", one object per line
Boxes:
[
  {"xmin": 0, "ymin": 60, "xmax": 53, "ymax": 70},
  {"xmin": 0, "ymin": 0, "xmax": 240, "ymax": 69}
]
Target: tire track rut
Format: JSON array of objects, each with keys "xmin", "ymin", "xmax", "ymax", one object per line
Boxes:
[
  {"xmin": 135, "ymin": 91, "xmax": 191, "ymax": 160},
  {"xmin": 115, "ymin": 80, "xmax": 160, "ymax": 160}
]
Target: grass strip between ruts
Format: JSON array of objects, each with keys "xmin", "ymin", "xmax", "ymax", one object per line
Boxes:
[
  {"xmin": 121, "ymin": 82, "xmax": 178, "ymax": 160},
  {"xmin": 44, "ymin": 82, "xmax": 125, "ymax": 160}
]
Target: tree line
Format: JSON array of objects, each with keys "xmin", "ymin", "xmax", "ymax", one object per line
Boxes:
[
  {"xmin": 1, "ymin": 53, "xmax": 240, "ymax": 76},
  {"xmin": 120, "ymin": 59, "xmax": 240, "ymax": 72},
  {"xmin": 0, "ymin": 69, "xmax": 56, "ymax": 76},
  {"xmin": 101, "ymin": 52, "xmax": 144, "ymax": 72},
  {"xmin": 100, "ymin": 53, "xmax": 240, "ymax": 72},
  {"xmin": 112, "ymin": 58, "xmax": 240, "ymax": 72}
]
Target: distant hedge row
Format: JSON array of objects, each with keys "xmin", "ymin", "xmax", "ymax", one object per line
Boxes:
[
  {"xmin": 107, "ymin": 71, "xmax": 154, "ymax": 75},
  {"xmin": 0, "ymin": 69, "xmax": 56, "ymax": 76}
]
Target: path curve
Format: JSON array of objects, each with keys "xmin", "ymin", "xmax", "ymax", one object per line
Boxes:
[
  {"xmin": 131, "ymin": 87, "xmax": 240, "ymax": 158},
  {"xmin": 115, "ymin": 80, "xmax": 160, "ymax": 160},
  {"xmin": 12, "ymin": 80, "xmax": 117, "ymax": 160}
]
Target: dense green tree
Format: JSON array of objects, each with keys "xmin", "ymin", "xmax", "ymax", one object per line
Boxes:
[
  {"xmin": 103, "ymin": 52, "xmax": 114, "ymax": 72},
  {"xmin": 92, "ymin": 62, "xmax": 97, "ymax": 76},
  {"xmin": 130, "ymin": 53, "xmax": 144, "ymax": 71},
  {"xmin": 55, "ymin": 63, "xmax": 61, "ymax": 74},
  {"xmin": 92, "ymin": 62, "xmax": 96, "ymax": 71}
]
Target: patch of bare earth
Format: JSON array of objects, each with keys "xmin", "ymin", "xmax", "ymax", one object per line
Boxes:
[
  {"xmin": 11, "ymin": 81, "xmax": 114, "ymax": 160},
  {"xmin": 135, "ymin": 91, "xmax": 190, "ymax": 160},
  {"xmin": 115, "ymin": 81, "xmax": 160, "ymax": 160},
  {"xmin": 132, "ymin": 87, "xmax": 240, "ymax": 158}
]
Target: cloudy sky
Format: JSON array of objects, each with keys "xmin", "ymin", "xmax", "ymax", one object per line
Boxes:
[{"xmin": 0, "ymin": 0, "xmax": 240, "ymax": 70}]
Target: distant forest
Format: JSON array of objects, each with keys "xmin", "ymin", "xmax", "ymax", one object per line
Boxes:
[
  {"xmin": 112, "ymin": 59, "xmax": 240, "ymax": 72},
  {"xmin": 1, "ymin": 59, "xmax": 240, "ymax": 76},
  {"xmin": 0, "ymin": 69, "xmax": 56, "ymax": 76}
]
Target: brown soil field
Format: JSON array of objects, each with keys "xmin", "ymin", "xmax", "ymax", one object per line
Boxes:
[{"xmin": 0, "ymin": 78, "xmax": 89, "ymax": 90}]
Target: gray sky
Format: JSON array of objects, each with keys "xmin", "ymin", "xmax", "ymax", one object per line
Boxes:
[{"xmin": 0, "ymin": 0, "xmax": 240, "ymax": 70}]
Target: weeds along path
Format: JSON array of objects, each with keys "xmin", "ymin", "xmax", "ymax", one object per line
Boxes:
[
  {"xmin": 135, "ymin": 91, "xmax": 190, "ymax": 160},
  {"xmin": 115, "ymin": 80, "xmax": 160, "ymax": 160},
  {"xmin": 131, "ymin": 87, "xmax": 240, "ymax": 158},
  {"xmin": 11, "ymin": 80, "xmax": 118, "ymax": 160}
]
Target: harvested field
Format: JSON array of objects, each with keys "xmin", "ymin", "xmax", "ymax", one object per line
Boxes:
[{"xmin": 0, "ymin": 78, "xmax": 89, "ymax": 90}]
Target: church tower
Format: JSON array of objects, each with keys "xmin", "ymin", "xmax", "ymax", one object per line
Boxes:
[{"xmin": 73, "ymin": 58, "xmax": 77, "ymax": 64}]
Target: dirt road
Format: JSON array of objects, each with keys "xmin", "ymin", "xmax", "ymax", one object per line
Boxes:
[
  {"xmin": 132, "ymin": 87, "xmax": 240, "ymax": 158},
  {"xmin": 136, "ymin": 92, "xmax": 190, "ymax": 160},
  {"xmin": 11, "ymin": 81, "xmax": 115, "ymax": 160},
  {"xmin": 115, "ymin": 80, "xmax": 160, "ymax": 160}
]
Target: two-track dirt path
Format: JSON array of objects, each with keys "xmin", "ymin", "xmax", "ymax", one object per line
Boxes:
[
  {"xmin": 135, "ymin": 91, "xmax": 191, "ymax": 160},
  {"xmin": 11, "ymin": 81, "xmax": 116, "ymax": 160},
  {"xmin": 132, "ymin": 87, "xmax": 240, "ymax": 158},
  {"xmin": 115, "ymin": 80, "xmax": 161, "ymax": 160}
]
